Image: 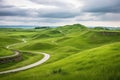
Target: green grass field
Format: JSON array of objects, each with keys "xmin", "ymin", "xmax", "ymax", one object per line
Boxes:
[
  {"xmin": 0, "ymin": 24, "xmax": 120, "ymax": 80},
  {"xmin": 0, "ymin": 47, "xmax": 13, "ymax": 57}
]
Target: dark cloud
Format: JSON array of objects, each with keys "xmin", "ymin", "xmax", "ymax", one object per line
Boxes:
[
  {"xmin": 0, "ymin": 7, "xmax": 30, "ymax": 16},
  {"xmin": 37, "ymin": 9, "xmax": 80, "ymax": 18},
  {"xmin": 0, "ymin": 0, "xmax": 28, "ymax": 17},
  {"xmin": 82, "ymin": 0, "xmax": 120, "ymax": 13},
  {"xmin": 39, "ymin": 12, "xmax": 78, "ymax": 18}
]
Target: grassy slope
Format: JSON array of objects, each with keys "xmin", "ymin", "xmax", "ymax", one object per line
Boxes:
[
  {"xmin": 0, "ymin": 52, "xmax": 43, "ymax": 71},
  {"xmin": 1, "ymin": 42, "xmax": 119, "ymax": 80},
  {"xmin": 0, "ymin": 47, "xmax": 13, "ymax": 57},
  {"xmin": 0, "ymin": 24, "xmax": 120, "ymax": 80}
]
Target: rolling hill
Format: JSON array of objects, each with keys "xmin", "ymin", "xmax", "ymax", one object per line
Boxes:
[{"xmin": 0, "ymin": 24, "xmax": 120, "ymax": 80}]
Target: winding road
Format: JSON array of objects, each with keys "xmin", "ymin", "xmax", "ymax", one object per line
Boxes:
[{"xmin": 0, "ymin": 39, "xmax": 50, "ymax": 74}]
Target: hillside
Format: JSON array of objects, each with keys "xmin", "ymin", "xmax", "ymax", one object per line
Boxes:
[
  {"xmin": 0, "ymin": 47, "xmax": 13, "ymax": 57},
  {"xmin": 0, "ymin": 24, "xmax": 120, "ymax": 80}
]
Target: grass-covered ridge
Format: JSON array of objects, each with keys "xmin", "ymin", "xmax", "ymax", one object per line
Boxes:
[{"xmin": 0, "ymin": 24, "xmax": 120, "ymax": 80}]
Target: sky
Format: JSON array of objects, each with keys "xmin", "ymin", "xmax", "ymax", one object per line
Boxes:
[{"xmin": 0, "ymin": 0, "xmax": 120, "ymax": 27}]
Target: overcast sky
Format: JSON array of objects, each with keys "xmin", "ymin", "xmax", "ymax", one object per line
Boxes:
[{"xmin": 0, "ymin": 0, "xmax": 120, "ymax": 27}]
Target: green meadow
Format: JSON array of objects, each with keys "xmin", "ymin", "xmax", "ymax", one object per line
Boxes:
[{"xmin": 0, "ymin": 24, "xmax": 120, "ymax": 80}]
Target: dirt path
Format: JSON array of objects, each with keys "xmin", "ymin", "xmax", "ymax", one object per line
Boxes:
[{"xmin": 0, "ymin": 39, "xmax": 50, "ymax": 74}]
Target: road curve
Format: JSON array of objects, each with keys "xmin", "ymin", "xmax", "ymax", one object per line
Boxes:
[
  {"xmin": 0, "ymin": 51, "xmax": 19, "ymax": 59},
  {"xmin": 0, "ymin": 39, "xmax": 27, "ymax": 59},
  {"xmin": 0, "ymin": 39, "xmax": 50, "ymax": 74}
]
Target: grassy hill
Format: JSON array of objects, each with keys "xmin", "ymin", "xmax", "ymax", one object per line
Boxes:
[
  {"xmin": 0, "ymin": 24, "xmax": 120, "ymax": 80},
  {"xmin": 0, "ymin": 47, "xmax": 13, "ymax": 57}
]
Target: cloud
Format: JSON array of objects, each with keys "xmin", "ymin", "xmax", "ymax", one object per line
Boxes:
[
  {"xmin": 37, "ymin": 8, "xmax": 80, "ymax": 18},
  {"xmin": 99, "ymin": 13, "xmax": 120, "ymax": 21},
  {"xmin": 28, "ymin": 0, "xmax": 82, "ymax": 18},
  {"xmin": 82, "ymin": 0, "xmax": 120, "ymax": 13},
  {"xmin": 0, "ymin": 7, "xmax": 29, "ymax": 16},
  {"xmin": 30, "ymin": 0, "xmax": 82, "ymax": 8},
  {"xmin": 0, "ymin": 0, "xmax": 80, "ymax": 18},
  {"xmin": 0, "ymin": 0, "xmax": 13, "ymax": 8},
  {"xmin": 0, "ymin": 0, "xmax": 120, "ymax": 26},
  {"xmin": 0, "ymin": 8, "xmax": 80, "ymax": 18},
  {"xmin": 0, "ymin": 0, "xmax": 28, "ymax": 16}
]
